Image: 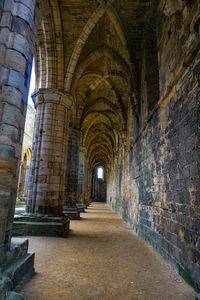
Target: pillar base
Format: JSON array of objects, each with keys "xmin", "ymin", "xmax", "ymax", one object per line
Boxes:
[
  {"xmin": 76, "ymin": 203, "xmax": 86, "ymax": 212},
  {"xmin": 85, "ymin": 199, "xmax": 93, "ymax": 207},
  {"xmin": 63, "ymin": 206, "xmax": 80, "ymax": 220},
  {"xmin": 87, "ymin": 199, "xmax": 93, "ymax": 206},
  {"xmin": 0, "ymin": 238, "xmax": 34, "ymax": 300},
  {"xmin": 13, "ymin": 214, "xmax": 70, "ymax": 238}
]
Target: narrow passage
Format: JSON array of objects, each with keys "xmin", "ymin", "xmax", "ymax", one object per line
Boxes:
[{"xmin": 18, "ymin": 203, "xmax": 195, "ymax": 300}]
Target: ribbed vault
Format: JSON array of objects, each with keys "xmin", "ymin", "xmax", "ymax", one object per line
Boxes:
[{"xmin": 34, "ymin": 0, "xmax": 158, "ymax": 179}]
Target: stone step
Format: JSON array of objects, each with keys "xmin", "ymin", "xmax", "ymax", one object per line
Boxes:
[
  {"xmin": 4, "ymin": 253, "xmax": 35, "ymax": 289},
  {"xmin": 2, "ymin": 239, "xmax": 29, "ymax": 271},
  {"xmin": 13, "ymin": 218, "xmax": 70, "ymax": 238},
  {"xmin": 76, "ymin": 204, "xmax": 85, "ymax": 213},
  {"xmin": 0, "ymin": 251, "xmax": 34, "ymax": 300},
  {"xmin": 63, "ymin": 210, "xmax": 80, "ymax": 220},
  {"xmin": 0, "ymin": 275, "xmax": 12, "ymax": 300}
]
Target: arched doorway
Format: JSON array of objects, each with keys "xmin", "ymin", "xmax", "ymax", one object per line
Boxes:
[
  {"xmin": 91, "ymin": 166, "xmax": 106, "ymax": 202},
  {"xmin": 18, "ymin": 148, "xmax": 32, "ymax": 198}
]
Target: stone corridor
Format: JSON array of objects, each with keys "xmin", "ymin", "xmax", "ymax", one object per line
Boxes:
[
  {"xmin": 17, "ymin": 203, "xmax": 196, "ymax": 300},
  {"xmin": 1, "ymin": 1, "xmax": 200, "ymax": 298}
]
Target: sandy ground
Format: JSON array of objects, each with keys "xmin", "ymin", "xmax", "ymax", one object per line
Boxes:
[{"xmin": 17, "ymin": 202, "xmax": 196, "ymax": 300}]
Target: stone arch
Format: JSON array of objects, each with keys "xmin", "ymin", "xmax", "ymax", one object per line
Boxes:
[
  {"xmin": 64, "ymin": 0, "xmax": 127, "ymax": 93},
  {"xmin": 80, "ymin": 97, "xmax": 124, "ymax": 130},
  {"xmin": 74, "ymin": 70, "xmax": 128, "ymax": 130},
  {"xmin": 18, "ymin": 148, "xmax": 32, "ymax": 197},
  {"xmin": 82, "ymin": 115, "xmax": 118, "ymax": 148},
  {"xmin": 35, "ymin": 0, "xmax": 64, "ymax": 89},
  {"xmin": 72, "ymin": 46, "xmax": 132, "ymax": 93}
]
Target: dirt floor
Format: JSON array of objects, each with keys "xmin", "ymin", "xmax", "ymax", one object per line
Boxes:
[{"xmin": 17, "ymin": 202, "xmax": 196, "ymax": 300}]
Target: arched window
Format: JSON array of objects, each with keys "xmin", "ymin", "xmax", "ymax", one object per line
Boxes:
[{"xmin": 97, "ymin": 167, "xmax": 104, "ymax": 180}]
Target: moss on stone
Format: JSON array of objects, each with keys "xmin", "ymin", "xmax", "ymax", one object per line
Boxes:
[{"xmin": 176, "ymin": 262, "xmax": 200, "ymax": 293}]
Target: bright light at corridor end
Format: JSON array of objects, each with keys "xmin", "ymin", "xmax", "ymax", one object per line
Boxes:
[
  {"xmin": 97, "ymin": 167, "xmax": 104, "ymax": 179},
  {"xmin": 28, "ymin": 58, "xmax": 35, "ymax": 108}
]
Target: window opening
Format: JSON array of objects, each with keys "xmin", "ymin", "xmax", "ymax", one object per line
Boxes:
[
  {"xmin": 97, "ymin": 167, "xmax": 104, "ymax": 180},
  {"xmin": 28, "ymin": 58, "xmax": 35, "ymax": 108}
]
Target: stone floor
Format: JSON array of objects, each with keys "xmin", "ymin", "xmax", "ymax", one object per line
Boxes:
[{"xmin": 17, "ymin": 202, "xmax": 196, "ymax": 300}]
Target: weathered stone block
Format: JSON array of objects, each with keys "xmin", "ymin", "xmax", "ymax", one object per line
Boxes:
[
  {"xmin": 5, "ymin": 292, "xmax": 24, "ymax": 300},
  {"xmin": 0, "ymin": 12, "xmax": 12, "ymax": 28},
  {"xmin": 13, "ymin": 215, "xmax": 70, "ymax": 238},
  {"xmin": 5, "ymin": 49, "xmax": 26, "ymax": 74}
]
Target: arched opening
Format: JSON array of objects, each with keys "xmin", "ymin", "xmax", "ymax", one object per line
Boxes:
[
  {"xmin": 91, "ymin": 166, "xmax": 106, "ymax": 202},
  {"xmin": 18, "ymin": 148, "xmax": 32, "ymax": 199},
  {"xmin": 16, "ymin": 58, "xmax": 36, "ymax": 205},
  {"xmin": 97, "ymin": 166, "xmax": 104, "ymax": 180}
]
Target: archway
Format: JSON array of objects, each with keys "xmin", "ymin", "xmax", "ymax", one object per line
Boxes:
[{"xmin": 18, "ymin": 148, "xmax": 32, "ymax": 198}]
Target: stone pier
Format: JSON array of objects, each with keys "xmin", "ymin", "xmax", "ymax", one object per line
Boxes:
[
  {"xmin": 0, "ymin": 0, "xmax": 37, "ymax": 298},
  {"xmin": 64, "ymin": 128, "xmax": 82, "ymax": 219},
  {"xmin": 77, "ymin": 146, "xmax": 88, "ymax": 208},
  {"xmin": 14, "ymin": 89, "xmax": 72, "ymax": 237}
]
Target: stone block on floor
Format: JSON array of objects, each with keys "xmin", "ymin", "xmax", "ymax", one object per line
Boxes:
[
  {"xmin": 63, "ymin": 207, "xmax": 80, "ymax": 220},
  {"xmin": 76, "ymin": 203, "xmax": 86, "ymax": 212},
  {"xmin": 13, "ymin": 215, "xmax": 70, "ymax": 238},
  {"xmin": 0, "ymin": 238, "xmax": 34, "ymax": 300},
  {"xmin": 5, "ymin": 291, "xmax": 24, "ymax": 300}
]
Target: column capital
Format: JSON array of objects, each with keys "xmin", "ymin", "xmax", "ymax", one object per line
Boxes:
[
  {"xmin": 79, "ymin": 146, "xmax": 87, "ymax": 154},
  {"xmin": 31, "ymin": 88, "xmax": 73, "ymax": 108},
  {"xmin": 68, "ymin": 127, "xmax": 82, "ymax": 140},
  {"xmin": 119, "ymin": 129, "xmax": 127, "ymax": 142}
]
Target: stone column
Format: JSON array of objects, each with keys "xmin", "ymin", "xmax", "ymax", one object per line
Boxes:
[
  {"xmin": 15, "ymin": 88, "xmax": 72, "ymax": 237},
  {"xmin": 0, "ymin": 0, "xmax": 36, "ymax": 255},
  {"xmin": 77, "ymin": 146, "xmax": 87, "ymax": 203},
  {"xmin": 0, "ymin": 1, "xmax": 36, "ymax": 298},
  {"xmin": 86, "ymin": 163, "xmax": 92, "ymax": 203},
  {"xmin": 64, "ymin": 128, "xmax": 82, "ymax": 218}
]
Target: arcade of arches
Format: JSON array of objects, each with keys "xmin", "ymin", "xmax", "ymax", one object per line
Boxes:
[{"xmin": 0, "ymin": 0, "xmax": 200, "ymax": 298}]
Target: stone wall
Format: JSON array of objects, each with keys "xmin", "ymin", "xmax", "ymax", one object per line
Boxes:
[{"xmin": 107, "ymin": 1, "xmax": 200, "ymax": 291}]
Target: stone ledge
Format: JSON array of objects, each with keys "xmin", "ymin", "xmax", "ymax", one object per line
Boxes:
[
  {"xmin": 0, "ymin": 239, "xmax": 34, "ymax": 300},
  {"xmin": 4, "ymin": 253, "xmax": 35, "ymax": 290},
  {"xmin": 85, "ymin": 199, "xmax": 93, "ymax": 207},
  {"xmin": 1, "ymin": 239, "xmax": 29, "ymax": 272},
  {"xmin": 13, "ymin": 215, "xmax": 70, "ymax": 238},
  {"xmin": 76, "ymin": 203, "xmax": 86, "ymax": 213},
  {"xmin": 5, "ymin": 291, "xmax": 24, "ymax": 300},
  {"xmin": 63, "ymin": 207, "xmax": 80, "ymax": 220}
]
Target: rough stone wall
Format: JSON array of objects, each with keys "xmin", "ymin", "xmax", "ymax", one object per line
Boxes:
[
  {"xmin": 0, "ymin": 0, "xmax": 37, "ymax": 257},
  {"xmin": 107, "ymin": 1, "xmax": 200, "ymax": 291}
]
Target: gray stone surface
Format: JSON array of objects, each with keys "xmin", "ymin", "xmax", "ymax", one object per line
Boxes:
[{"xmin": 5, "ymin": 291, "xmax": 24, "ymax": 300}]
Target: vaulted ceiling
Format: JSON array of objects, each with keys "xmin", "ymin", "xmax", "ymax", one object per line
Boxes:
[{"xmin": 35, "ymin": 0, "xmax": 158, "ymax": 171}]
